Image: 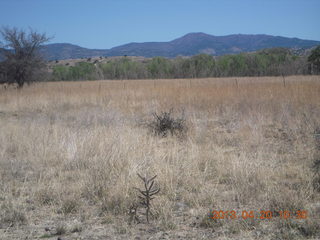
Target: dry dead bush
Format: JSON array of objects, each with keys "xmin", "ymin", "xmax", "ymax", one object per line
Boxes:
[
  {"xmin": 147, "ymin": 109, "xmax": 187, "ymax": 138},
  {"xmin": 312, "ymin": 158, "xmax": 320, "ymax": 192}
]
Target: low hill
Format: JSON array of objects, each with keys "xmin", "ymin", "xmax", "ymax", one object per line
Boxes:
[{"xmin": 40, "ymin": 43, "xmax": 109, "ymax": 60}]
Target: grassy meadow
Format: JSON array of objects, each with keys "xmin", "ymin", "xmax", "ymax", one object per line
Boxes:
[{"xmin": 0, "ymin": 76, "xmax": 320, "ymax": 239}]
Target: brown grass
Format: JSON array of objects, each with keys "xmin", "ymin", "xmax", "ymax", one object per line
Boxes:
[{"xmin": 0, "ymin": 76, "xmax": 319, "ymax": 239}]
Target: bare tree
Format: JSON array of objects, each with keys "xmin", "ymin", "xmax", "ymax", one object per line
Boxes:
[{"xmin": 0, "ymin": 27, "xmax": 50, "ymax": 87}]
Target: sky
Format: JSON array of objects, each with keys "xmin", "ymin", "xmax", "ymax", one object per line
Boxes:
[{"xmin": 1, "ymin": 0, "xmax": 319, "ymax": 49}]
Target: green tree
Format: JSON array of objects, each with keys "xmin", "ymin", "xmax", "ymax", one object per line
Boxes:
[
  {"xmin": 52, "ymin": 65, "xmax": 69, "ymax": 81},
  {"xmin": 228, "ymin": 54, "xmax": 248, "ymax": 76},
  {"xmin": 147, "ymin": 57, "xmax": 172, "ymax": 78},
  {"xmin": 308, "ymin": 46, "xmax": 320, "ymax": 74},
  {"xmin": 190, "ymin": 54, "xmax": 215, "ymax": 78},
  {"xmin": 216, "ymin": 55, "xmax": 232, "ymax": 77},
  {"xmin": 71, "ymin": 62, "xmax": 95, "ymax": 80},
  {"xmin": 52, "ymin": 62, "xmax": 96, "ymax": 81}
]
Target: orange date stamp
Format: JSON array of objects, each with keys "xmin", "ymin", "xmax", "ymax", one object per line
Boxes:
[{"xmin": 211, "ymin": 210, "xmax": 308, "ymax": 220}]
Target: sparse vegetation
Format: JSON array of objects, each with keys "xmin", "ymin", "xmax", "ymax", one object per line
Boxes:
[
  {"xmin": 0, "ymin": 76, "xmax": 319, "ymax": 239},
  {"xmin": 0, "ymin": 202, "xmax": 27, "ymax": 228}
]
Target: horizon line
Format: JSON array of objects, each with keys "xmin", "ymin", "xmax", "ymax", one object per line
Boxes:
[{"xmin": 45, "ymin": 32, "xmax": 320, "ymax": 50}]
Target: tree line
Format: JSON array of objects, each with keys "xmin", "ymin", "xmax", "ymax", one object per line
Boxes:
[
  {"xmin": 0, "ymin": 27, "xmax": 320, "ymax": 87},
  {"xmin": 51, "ymin": 48, "xmax": 319, "ymax": 82}
]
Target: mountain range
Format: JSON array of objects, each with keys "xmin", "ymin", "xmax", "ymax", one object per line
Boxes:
[{"xmin": 12, "ymin": 33, "xmax": 320, "ymax": 60}]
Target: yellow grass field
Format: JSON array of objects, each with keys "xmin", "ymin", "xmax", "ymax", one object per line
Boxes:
[{"xmin": 0, "ymin": 76, "xmax": 320, "ymax": 239}]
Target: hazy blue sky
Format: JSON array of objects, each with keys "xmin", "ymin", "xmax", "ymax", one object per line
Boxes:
[{"xmin": 1, "ymin": 0, "xmax": 319, "ymax": 49}]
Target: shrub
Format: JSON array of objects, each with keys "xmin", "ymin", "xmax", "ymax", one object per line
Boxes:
[
  {"xmin": 312, "ymin": 159, "xmax": 320, "ymax": 192},
  {"xmin": 60, "ymin": 198, "xmax": 79, "ymax": 215},
  {"xmin": 0, "ymin": 202, "xmax": 27, "ymax": 227},
  {"xmin": 55, "ymin": 224, "xmax": 66, "ymax": 235},
  {"xmin": 147, "ymin": 109, "xmax": 187, "ymax": 137}
]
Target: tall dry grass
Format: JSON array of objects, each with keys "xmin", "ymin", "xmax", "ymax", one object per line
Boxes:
[{"xmin": 0, "ymin": 76, "xmax": 319, "ymax": 239}]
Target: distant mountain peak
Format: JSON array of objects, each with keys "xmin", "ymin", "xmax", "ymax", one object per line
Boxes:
[
  {"xmin": 181, "ymin": 32, "xmax": 214, "ymax": 37},
  {"xmin": 171, "ymin": 32, "xmax": 215, "ymax": 42}
]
